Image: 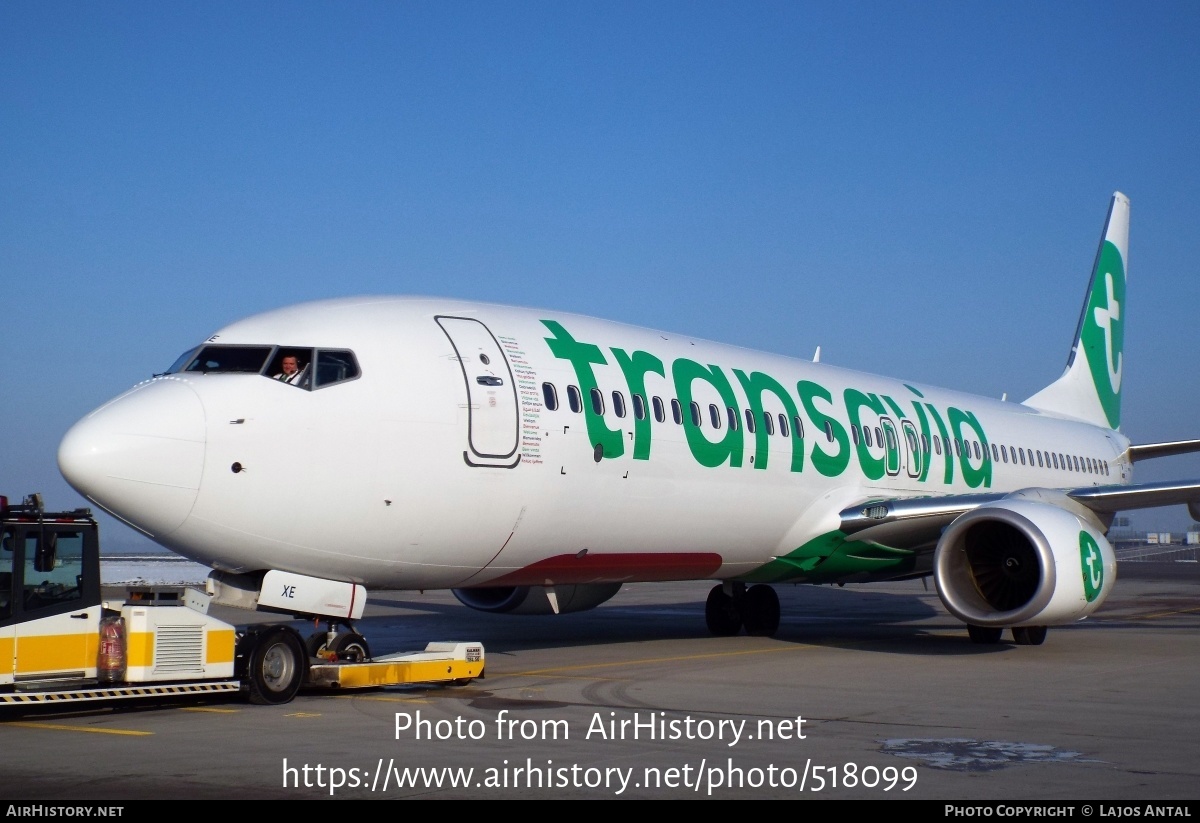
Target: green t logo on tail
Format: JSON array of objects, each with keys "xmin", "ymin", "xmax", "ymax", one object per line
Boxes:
[
  {"xmin": 1081, "ymin": 241, "xmax": 1125, "ymax": 429},
  {"xmin": 1079, "ymin": 531, "xmax": 1104, "ymax": 602}
]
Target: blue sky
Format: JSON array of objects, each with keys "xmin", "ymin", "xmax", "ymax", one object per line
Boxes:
[{"xmin": 3, "ymin": 2, "xmax": 1199, "ymax": 549}]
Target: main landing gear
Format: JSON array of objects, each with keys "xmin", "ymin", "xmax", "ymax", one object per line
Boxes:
[
  {"xmin": 966, "ymin": 624, "xmax": 1048, "ymax": 645},
  {"xmin": 705, "ymin": 582, "xmax": 780, "ymax": 637}
]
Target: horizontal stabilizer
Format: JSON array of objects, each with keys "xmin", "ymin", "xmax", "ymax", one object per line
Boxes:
[
  {"xmin": 1126, "ymin": 439, "xmax": 1200, "ymax": 462},
  {"xmin": 1066, "ymin": 478, "xmax": 1200, "ymax": 514}
]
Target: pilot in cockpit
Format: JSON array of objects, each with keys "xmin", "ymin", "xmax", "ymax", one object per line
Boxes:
[{"xmin": 273, "ymin": 355, "xmax": 307, "ymax": 386}]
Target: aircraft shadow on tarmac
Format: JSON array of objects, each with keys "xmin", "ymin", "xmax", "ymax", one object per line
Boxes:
[{"xmin": 356, "ymin": 582, "xmax": 1054, "ymax": 658}]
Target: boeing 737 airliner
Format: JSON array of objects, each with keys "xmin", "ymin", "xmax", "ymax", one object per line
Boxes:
[{"xmin": 57, "ymin": 192, "xmax": 1200, "ymax": 655}]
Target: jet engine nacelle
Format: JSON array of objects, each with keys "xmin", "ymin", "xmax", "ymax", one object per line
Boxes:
[
  {"xmin": 452, "ymin": 583, "xmax": 622, "ymax": 615},
  {"xmin": 934, "ymin": 497, "xmax": 1116, "ymax": 628}
]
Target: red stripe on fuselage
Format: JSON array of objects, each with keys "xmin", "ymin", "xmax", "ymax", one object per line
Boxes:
[{"xmin": 481, "ymin": 552, "xmax": 723, "ymax": 586}]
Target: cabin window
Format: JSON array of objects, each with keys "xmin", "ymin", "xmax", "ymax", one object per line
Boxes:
[
  {"xmin": 1019, "ymin": 448, "xmax": 1026, "ymax": 465},
  {"xmin": 690, "ymin": 402, "xmax": 702, "ymax": 427},
  {"xmin": 763, "ymin": 412, "xmax": 774, "ymax": 436},
  {"xmin": 824, "ymin": 421, "xmax": 834, "ymax": 442},
  {"xmin": 851, "ymin": 426, "xmax": 860, "ymax": 445},
  {"xmin": 921, "ymin": 434, "xmax": 929, "ymax": 453},
  {"xmin": 542, "ymin": 382, "xmax": 559, "ymax": 411},
  {"xmin": 794, "ymin": 416, "xmax": 805, "ymax": 440},
  {"xmin": 590, "ymin": 388, "xmax": 605, "ymax": 416},
  {"xmin": 652, "ymin": 396, "xmax": 665, "ymax": 423},
  {"xmin": 671, "ymin": 399, "xmax": 683, "ymax": 425},
  {"xmin": 875, "ymin": 427, "xmax": 883, "ymax": 448},
  {"xmin": 727, "ymin": 407, "xmax": 739, "ymax": 431},
  {"xmin": 862, "ymin": 427, "xmax": 872, "ymax": 447},
  {"xmin": 933, "ymin": 435, "xmax": 942, "ymax": 454},
  {"xmin": 1037, "ymin": 451, "xmax": 1044, "ymax": 467},
  {"xmin": 778, "ymin": 414, "xmax": 789, "ymax": 437},
  {"xmin": 632, "ymin": 393, "xmax": 646, "ymax": 420},
  {"xmin": 889, "ymin": 430, "xmax": 898, "ymax": 451},
  {"xmin": 567, "ymin": 385, "xmax": 582, "ymax": 413},
  {"xmin": 991, "ymin": 444, "xmax": 999, "ymax": 461},
  {"xmin": 953, "ymin": 439, "xmax": 961, "ymax": 456},
  {"xmin": 612, "ymin": 391, "xmax": 627, "ymax": 419},
  {"xmin": 709, "ymin": 404, "xmax": 722, "ymax": 429}
]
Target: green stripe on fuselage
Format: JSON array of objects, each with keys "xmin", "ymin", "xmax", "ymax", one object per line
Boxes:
[{"xmin": 740, "ymin": 531, "xmax": 917, "ymax": 584}]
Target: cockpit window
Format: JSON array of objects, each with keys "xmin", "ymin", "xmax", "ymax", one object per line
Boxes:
[
  {"xmin": 313, "ymin": 350, "xmax": 360, "ymax": 388},
  {"xmin": 269, "ymin": 349, "xmax": 311, "ymax": 388},
  {"xmin": 166, "ymin": 346, "xmax": 201, "ymax": 374},
  {"xmin": 166, "ymin": 344, "xmax": 360, "ymax": 390},
  {"xmin": 175, "ymin": 345, "xmax": 274, "ymax": 374}
]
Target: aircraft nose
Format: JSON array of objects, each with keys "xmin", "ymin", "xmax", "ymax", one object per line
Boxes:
[{"xmin": 58, "ymin": 378, "xmax": 206, "ymax": 538}]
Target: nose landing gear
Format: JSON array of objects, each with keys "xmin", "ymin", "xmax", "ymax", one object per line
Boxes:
[{"xmin": 306, "ymin": 620, "xmax": 372, "ymax": 663}]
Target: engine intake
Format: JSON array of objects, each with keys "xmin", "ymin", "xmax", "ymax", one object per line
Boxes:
[
  {"xmin": 934, "ymin": 497, "xmax": 1115, "ymax": 628},
  {"xmin": 452, "ymin": 583, "xmax": 622, "ymax": 615}
]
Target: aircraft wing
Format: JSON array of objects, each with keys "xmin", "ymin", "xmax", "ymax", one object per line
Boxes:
[{"xmin": 839, "ymin": 479, "xmax": 1200, "ymax": 551}]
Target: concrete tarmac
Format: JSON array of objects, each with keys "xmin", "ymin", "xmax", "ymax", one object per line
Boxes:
[{"xmin": 2, "ymin": 563, "xmax": 1198, "ymax": 800}]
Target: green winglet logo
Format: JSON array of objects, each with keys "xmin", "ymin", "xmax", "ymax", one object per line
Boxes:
[
  {"xmin": 1079, "ymin": 531, "xmax": 1104, "ymax": 602},
  {"xmin": 1081, "ymin": 240, "xmax": 1125, "ymax": 429}
]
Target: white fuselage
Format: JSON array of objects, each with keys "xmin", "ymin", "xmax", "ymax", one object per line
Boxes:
[{"xmin": 57, "ymin": 296, "xmax": 1130, "ymax": 590}]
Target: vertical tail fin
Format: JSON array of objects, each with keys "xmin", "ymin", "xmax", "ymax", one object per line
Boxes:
[{"xmin": 1023, "ymin": 192, "xmax": 1130, "ymax": 430}]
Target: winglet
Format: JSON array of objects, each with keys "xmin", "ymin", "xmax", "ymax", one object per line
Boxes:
[{"xmin": 1024, "ymin": 192, "xmax": 1130, "ymax": 430}]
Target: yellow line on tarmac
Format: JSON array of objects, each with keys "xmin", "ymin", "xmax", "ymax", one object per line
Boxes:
[
  {"xmin": 333, "ymin": 694, "xmax": 431, "ymax": 703},
  {"xmin": 180, "ymin": 706, "xmax": 241, "ymax": 713},
  {"xmin": 6, "ymin": 721, "xmax": 152, "ymax": 736},
  {"xmin": 507, "ymin": 674, "xmax": 630, "ymax": 682},
  {"xmin": 510, "ymin": 644, "xmax": 806, "ymax": 677},
  {"xmin": 1131, "ymin": 605, "xmax": 1200, "ymax": 620}
]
